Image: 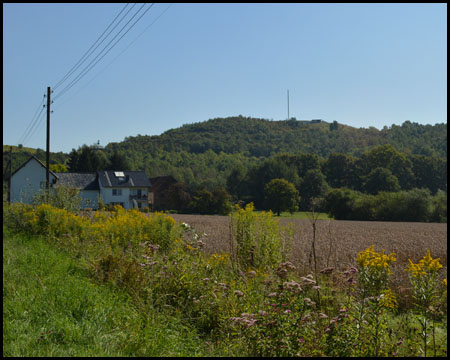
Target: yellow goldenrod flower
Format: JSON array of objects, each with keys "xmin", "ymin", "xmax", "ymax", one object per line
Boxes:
[
  {"xmin": 429, "ymin": 258, "xmax": 443, "ymax": 272},
  {"xmin": 407, "ymin": 251, "xmax": 443, "ymax": 278},
  {"xmin": 357, "ymin": 246, "xmax": 396, "ymax": 273},
  {"xmin": 379, "ymin": 289, "xmax": 398, "ymax": 310}
]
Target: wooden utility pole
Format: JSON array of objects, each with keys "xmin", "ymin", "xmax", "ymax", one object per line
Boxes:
[
  {"xmin": 8, "ymin": 146, "xmax": 12, "ymax": 202},
  {"xmin": 46, "ymin": 86, "xmax": 51, "ymax": 192}
]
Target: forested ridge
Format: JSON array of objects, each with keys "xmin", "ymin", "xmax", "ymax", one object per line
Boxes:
[{"xmin": 112, "ymin": 117, "xmax": 447, "ymax": 158}]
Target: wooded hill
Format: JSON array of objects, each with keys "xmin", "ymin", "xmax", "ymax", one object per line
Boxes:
[
  {"xmin": 4, "ymin": 117, "xmax": 446, "ymax": 195},
  {"xmin": 112, "ymin": 117, "xmax": 447, "ymax": 158}
]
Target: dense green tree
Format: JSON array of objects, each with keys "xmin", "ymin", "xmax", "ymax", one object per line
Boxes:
[
  {"xmin": 188, "ymin": 187, "xmax": 232, "ymax": 215},
  {"xmin": 66, "ymin": 148, "xmax": 80, "ymax": 172},
  {"xmin": 275, "ymin": 153, "xmax": 321, "ymax": 178},
  {"xmin": 363, "ymin": 167, "xmax": 401, "ymax": 195},
  {"xmin": 359, "ymin": 144, "xmax": 414, "ymax": 189},
  {"xmin": 264, "ymin": 178, "xmax": 300, "ymax": 216},
  {"xmin": 245, "ymin": 158, "xmax": 301, "ymax": 208},
  {"xmin": 166, "ymin": 182, "xmax": 192, "ymax": 213},
  {"xmin": 211, "ymin": 187, "xmax": 233, "ymax": 215},
  {"xmin": 188, "ymin": 189, "xmax": 214, "ymax": 214},
  {"xmin": 67, "ymin": 145, "xmax": 108, "ymax": 172},
  {"xmin": 324, "ymin": 188, "xmax": 358, "ymax": 220},
  {"xmin": 410, "ymin": 154, "xmax": 447, "ymax": 194},
  {"xmin": 299, "ymin": 169, "xmax": 329, "ymax": 210},
  {"xmin": 226, "ymin": 165, "xmax": 247, "ymax": 201},
  {"xmin": 322, "ymin": 153, "xmax": 358, "ymax": 189},
  {"xmin": 107, "ymin": 151, "xmax": 131, "ymax": 170}
]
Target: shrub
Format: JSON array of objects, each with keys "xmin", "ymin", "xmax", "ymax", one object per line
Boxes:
[
  {"xmin": 325, "ymin": 188, "xmax": 435, "ymax": 222},
  {"xmin": 3, "ymin": 202, "xmax": 36, "ymax": 233},
  {"xmin": 324, "ymin": 188, "xmax": 358, "ymax": 220},
  {"xmin": 32, "ymin": 185, "xmax": 87, "ymax": 213},
  {"xmin": 230, "ymin": 203, "xmax": 293, "ymax": 271},
  {"xmin": 406, "ymin": 251, "xmax": 446, "ymax": 357},
  {"xmin": 430, "ymin": 190, "xmax": 447, "ymax": 223}
]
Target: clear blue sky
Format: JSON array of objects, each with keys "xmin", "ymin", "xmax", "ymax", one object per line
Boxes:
[{"xmin": 3, "ymin": 3, "xmax": 447, "ymax": 153}]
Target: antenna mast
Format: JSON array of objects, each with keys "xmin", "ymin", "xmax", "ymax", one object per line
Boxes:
[{"xmin": 287, "ymin": 89, "xmax": 290, "ymax": 119}]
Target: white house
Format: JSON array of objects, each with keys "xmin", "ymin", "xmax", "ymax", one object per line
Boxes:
[
  {"xmin": 8, "ymin": 156, "xmax": 151, "ymax": 210},
  {"xmin": 10, "ymin": 156, "xmax": 58, "ymax": 204},
  {"xmin": 97, "ymin": 170, "xmax": 151, "ymax": 210}
]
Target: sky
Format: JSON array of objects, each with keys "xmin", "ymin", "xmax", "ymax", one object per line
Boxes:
[{"xmin": 3, "ymin": 3, "xmax": 447, "ymax": 153}]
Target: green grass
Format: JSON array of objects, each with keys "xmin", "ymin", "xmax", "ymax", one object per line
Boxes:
[{"xmin": 3, "ymin": 227, "xmax": 213, "ymax": 356}]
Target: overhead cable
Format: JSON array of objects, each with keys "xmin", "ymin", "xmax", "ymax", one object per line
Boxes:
[
  {"xmin": 17, "ymin": 96, "xmax": 45, "ymax": 145},
  {"xmin": 53, "ymin": 3, "xmax": 154, "ymax": 102},
  {"xmin": 52, "ymin": 3, "xmax": 132, "ymax": 91}
]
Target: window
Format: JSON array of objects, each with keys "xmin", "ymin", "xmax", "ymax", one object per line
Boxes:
[
  {"xmin": 114, "ymin": 171, "xmax": 125, "ymax": 181},
  {"xmin": 131, "ymin": 189, "xmax": 142, "ymax": 197},
  {"xmin": 112, "ymin": 188, "xmax": 122, "ymax": 196}
]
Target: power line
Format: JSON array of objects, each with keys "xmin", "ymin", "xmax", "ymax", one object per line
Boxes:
[
  {"xmin": 16, "ymin": 5, "xmax": 132, "ymax": 148},
  {"xmin": 53, "ymin": 3, "xmax": 147, "ymax": 101},
  {"xmin": 17, "ymin": 96, "xmax": 45, "ymax": 145},
  {"xmin": 53, "ymin": 3, "xmax": 154, "ymax": 103},
  {"xmin": 54, "ymin": 3, "xmax": 172, "ymax": 110},
  {"xmin": 52, "ymin": 3, "xmax": 133, "ymax": 91},
  {"xmin": 21, "ymin": 105, "xmax": 46, "ymax": 146}
]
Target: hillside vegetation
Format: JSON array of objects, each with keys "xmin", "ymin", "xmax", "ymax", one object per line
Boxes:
[
  {"xmin": 101, "ymin": 118, "xmax": 447, "ymax": 194},
  {"xmin": 112, "ymin": 117, "xmax": 447, "ymax": 158},
  {"xmin": 4, "ymin": 118, "xmax": 446, "ymax": 219}
]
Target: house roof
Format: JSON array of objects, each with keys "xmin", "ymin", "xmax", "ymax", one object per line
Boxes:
[
  {"xmin": 10, "ymin": 155, "xmax": 59, "ymax": 179},
  {"xmin": 97, "ymin": 170, "xmax": 151, "ymax": 188},
  {"xmin": 53, "ymin": 172, "xmax": 99, "ymax": 191}
]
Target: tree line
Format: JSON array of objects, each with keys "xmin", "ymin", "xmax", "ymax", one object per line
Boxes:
[{"xmin": 226, "ymin": 145, "xmax": 446, "ymax": 210}]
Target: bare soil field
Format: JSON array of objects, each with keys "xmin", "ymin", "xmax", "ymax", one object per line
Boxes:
[{"xmin": 171, "ymin": 214, "xmax": 447, "ymax": 285}]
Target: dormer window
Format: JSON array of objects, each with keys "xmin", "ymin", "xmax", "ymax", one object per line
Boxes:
[{"xmin": 114, "ymin": 171, "xmax": 125, "ymax": 181}]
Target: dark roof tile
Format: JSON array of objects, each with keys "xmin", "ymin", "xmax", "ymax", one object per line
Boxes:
[
  {"xmin": 53, "ymin": 172, "xmax": 99, "ymax": 190},
  {"xmin": 97, "ymin": 170, "xmax": 150, "ymax": 188}
]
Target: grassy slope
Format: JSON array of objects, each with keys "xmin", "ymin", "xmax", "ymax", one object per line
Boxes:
[{"xmin": 3, "ymin": 227, "xmax": 211, "ymax": 357}]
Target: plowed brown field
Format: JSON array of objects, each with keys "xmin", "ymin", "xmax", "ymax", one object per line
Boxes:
[{"xmin": 171, "ymin": 214, "xmax": 447, "ymax": 291}]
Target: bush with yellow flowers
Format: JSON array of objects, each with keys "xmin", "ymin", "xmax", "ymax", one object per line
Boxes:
[
  {"xmin": 230, "ymin": 203, "xmax": 293, "ymax": 271},
  {"xmin": 352, "ymin": 246, "xmax": 398, "ymax": 356},
  {"xmin": 406, "ymin": 250, "xmax": 445, "ymax": 357}
]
